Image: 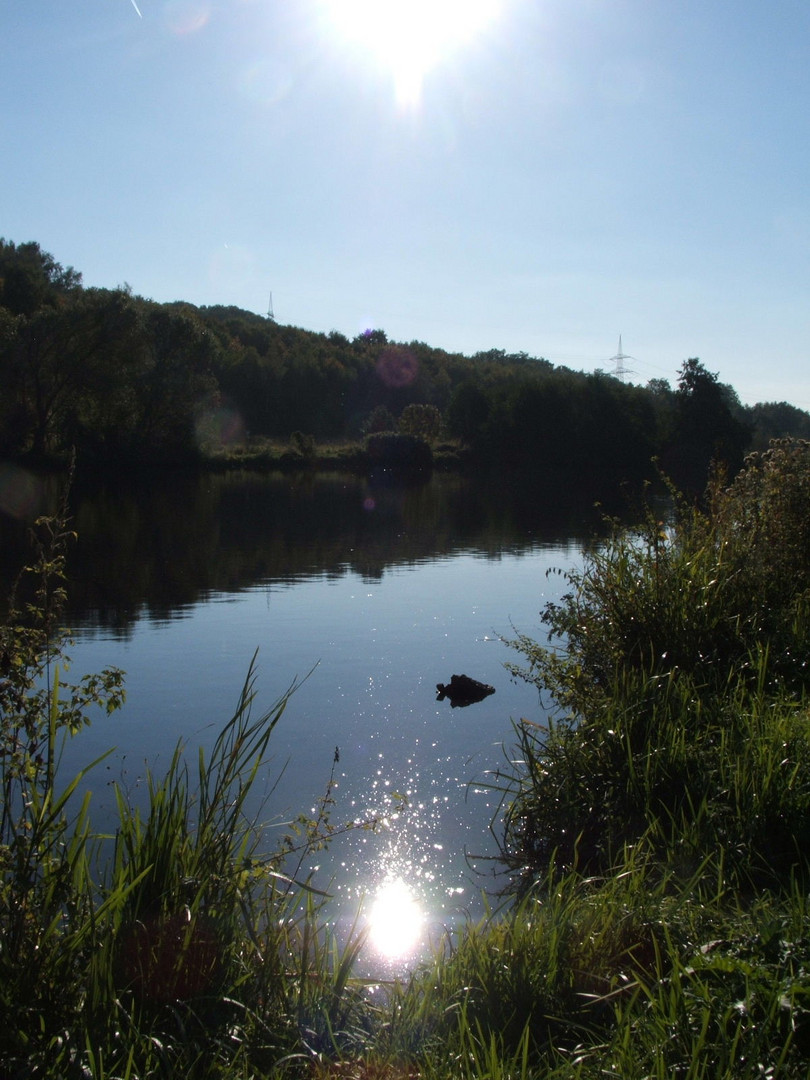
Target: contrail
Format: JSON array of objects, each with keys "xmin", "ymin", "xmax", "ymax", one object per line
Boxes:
[{"xmin": 130, "ymin": 0, "xmax": 143, "ymax": 16}]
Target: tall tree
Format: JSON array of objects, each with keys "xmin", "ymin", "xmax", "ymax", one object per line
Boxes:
[
  {"xmin": 134, "ymin": 304, "xmax": 220, "ymax": 459},
  {"xmin": 665, "ymin": 358, "xmax": 750, "ymax": 489},
  {"xmin": 0, "ymin": 239, "xmax": 81, "ymax": 316}
]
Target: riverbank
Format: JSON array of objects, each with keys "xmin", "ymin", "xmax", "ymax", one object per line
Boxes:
[
  {"xmin": 3, "ymin": 441, "xmax": 810, "ymax": 1077},
  {"xmin": 202, "ymin": 434, "xmax": 469, "ymax": 474}
]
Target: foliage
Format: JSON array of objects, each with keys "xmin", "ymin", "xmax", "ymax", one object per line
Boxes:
[
  {"xmin": 0, "ymin": 237, "xmax": 82, "ymax": 316},
  {"xmin": 363, "ymin": 404, "xmax": 397, "ymax": 435},
  {"xmin": 749, "ymin": 400, "xmax": 810, "ymax": 450},
  {"xmin": 718, "ymin": 437, "xmax": 810, "ymax": 621},
  {"xmin": 377, "ymin": 864, "xmax": 810, "ymax": 1079},
  {"xmin": 0, "ymin": 284, "xmax": 220, "ymax": 463},
  {"xmin": 397, "ymin": 403, "xmax": 443, "ymax": 443},
  {"xmin": 661, "ymin": 357, "xmax": 751, "ymax": 489},
  {"xmin": 490, "ymin": 667, "xmax": 810, "ymax": 887},
  {"xmin": 498, "ymin": 440, "xmax": 810, "ymax": 886},
  {"xmin": 290, "ymin": 430, "xmax": 316, "ymax": 459},
  {"xmin": 3, "ymin": 238, "xmax": 806, "ymax": 482},
  {"xmin": 507, "ymin": 442, "xmax": 810, "ymax": 715},
  {"xmin": 4, "ymin": 453, "xmax": 810, "ymax": 1077},
  {"xmin": 0, "ymin": 492, "xmax": 126, "ymax": 1068}
]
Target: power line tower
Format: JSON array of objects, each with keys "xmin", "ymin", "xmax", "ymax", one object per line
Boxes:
[
  {"xmin": 609, "ymin": 335, "xmax": 635, "ymax": 381},
  {"xmin": 267, "ymin": 292, "xmax": 275, "ymax": 321}
]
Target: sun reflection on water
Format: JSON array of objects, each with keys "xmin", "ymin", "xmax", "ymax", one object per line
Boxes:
[{"xmin": 366, "ymin": 877, "xmax": 425, "ymax": 960}]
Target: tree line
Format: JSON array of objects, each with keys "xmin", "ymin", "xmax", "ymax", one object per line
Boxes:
[{"xmin": 1, "ymin": 238, "xmax": 808, "ymax": 488}]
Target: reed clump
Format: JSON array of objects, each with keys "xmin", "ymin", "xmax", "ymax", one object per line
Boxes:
[{"xmin": 498, "ymin": 442, "xmax": 810, "ymax": 889}]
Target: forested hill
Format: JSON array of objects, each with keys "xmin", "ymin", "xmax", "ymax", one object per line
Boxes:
[{"xmin": 2, "ymin": 238, "xmax": 808, "ymax": 487}]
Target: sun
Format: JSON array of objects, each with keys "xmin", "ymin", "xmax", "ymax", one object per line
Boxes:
[{"xmin": 319, "ymin": 0, "xmax": 502, "ymax": 108}]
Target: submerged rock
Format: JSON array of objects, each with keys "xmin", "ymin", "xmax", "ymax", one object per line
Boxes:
[{"xmin": 436, "ymin": 673, "xmax": 496, "ymax": 708}]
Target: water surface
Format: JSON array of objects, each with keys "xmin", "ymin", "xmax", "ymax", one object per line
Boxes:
[{"xmin": 3, "ymin": 468, "xmax": 604, "ymax": 968}]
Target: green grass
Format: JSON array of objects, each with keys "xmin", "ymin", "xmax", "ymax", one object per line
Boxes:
[
  {"xmin": 4, "ymin": 443, "xmax": 810, "ymax": 1077},
  {"xmin": 201, "ymin": 434, "xmax": 466, "ymax": 473},
  {"xmin": 204, "ymin": 436, "xmax": 368, "ymax": 472}
]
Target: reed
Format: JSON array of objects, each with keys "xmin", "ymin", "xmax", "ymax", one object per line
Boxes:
[
  {"xmin": 4, "ymin": 444, "xmax": 810, "ymax": 1077},
  {"xmin": 0, "ymin": 505, "xmax": 377, "ymax": 1077}
]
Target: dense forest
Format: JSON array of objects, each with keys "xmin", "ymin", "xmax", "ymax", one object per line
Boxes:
[{"xmin": 2, "ymin": 238, "xmax": 808, "ymax": 488}]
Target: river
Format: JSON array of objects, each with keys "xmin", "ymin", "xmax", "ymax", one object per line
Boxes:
[{"xmin": 0, "ymin": 466, "xmax": 610, "ymax": 971}]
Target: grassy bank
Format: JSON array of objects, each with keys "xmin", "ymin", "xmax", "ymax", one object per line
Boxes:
[
  {"xmin": 3, "ymin": 442, "xmax": 810, "ymax": 1077},
  {"xmin": 201, "ymin": 434, "xmax": 469, "ymax": 475}
]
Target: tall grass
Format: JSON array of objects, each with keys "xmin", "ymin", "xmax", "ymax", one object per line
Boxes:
[
  {"xmin": 486, "ymin": 656, "xmax": 810, "ymax": 890},
  {"xmin": 499, "ymin": 446, "xmax": 810, "ymax": 888},
  {"xmin": 0, "ymin": 503, "xmax": 377, "ymax": 1077},
  {"xmin": 365, "ymin": 853, "xmax": 810, "ymax": 1078},
  {"xmin": 5, "ymin": 443, "xmax": 810, "ymax": 1078}
]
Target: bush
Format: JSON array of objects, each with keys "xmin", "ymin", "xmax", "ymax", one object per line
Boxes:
[
  {"xmin": 498, "ymin": 442, "xmax": 810, "ymax": 887},
  {"xmin": 398, "ymin": 403, "xmax": 443, "ymax": 443},
  {"xmin": 718, "ymin": 438, "xmax": 810, "ymax": 623}
]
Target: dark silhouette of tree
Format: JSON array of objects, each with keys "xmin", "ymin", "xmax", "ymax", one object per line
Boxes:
[
  {"xmin": 0, "ymin": 239, "xmax": 81, "ymax": 316},
  {"xmin": 4, "ymin": 238, "xmax": 810, "ymax": 482},
  {"xmin": 747, "ymin": 401, "xmax": 810, "ymax": 450},
  {"xmin": 664, "ymin": 358, "xmax": 751, "ymax": 489},
  {"xmin": 447, "ymin": 381, "xmax": 492, "ymax": 446}
]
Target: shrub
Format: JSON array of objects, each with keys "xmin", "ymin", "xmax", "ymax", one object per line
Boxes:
[
  {"xmin": 362, "ymin": 404, "xmax": 397, "ymax": 435},
  {"xmin": 398, "ymin": 403, "xmax": 443, "ymax": 443},
  {"xmin": 498, "ymin": 441, "xmax": 810, "ymax": 888},
  {"xmin": 717, "ymin": 438, "xmax": 810, "ymax": 631}
]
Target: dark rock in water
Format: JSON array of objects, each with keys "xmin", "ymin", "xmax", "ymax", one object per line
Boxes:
[{"xmin": 436, "ymin": 673, "xmax": 496, "ymax": 708}]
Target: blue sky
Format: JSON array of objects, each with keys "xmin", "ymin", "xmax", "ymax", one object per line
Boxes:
[{"xmin": 3, "ymin": 1, "xmax": 809, "ymax": 407}]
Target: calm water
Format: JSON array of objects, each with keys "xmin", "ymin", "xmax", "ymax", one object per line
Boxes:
[{"xmin": 1, "ymin": 467, "xmax": 607, "ymax": 971}]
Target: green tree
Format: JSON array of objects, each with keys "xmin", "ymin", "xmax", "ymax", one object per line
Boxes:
[
  {"xmin": 363, "ymin": 404, "xmax": 396, "ymax": 435},
  {"xmin": 0, "ymin": 239, "xmax": 81, "ymax": 316},
  {"xmin": 446, "ymin": 381, "xmax": 492, "ymax": 445},
  {"xmin": 664, "ymin": 358, "xmax": 750, "ymax": 489},
  {"xmin": 747, "ymin": 401, "xmax": 810, "ymax": 450},
  {"xmin": 0, "ymin": 302, "xmax": 95, "ymax": 457},
  {"xmin": 0, "ymin": 288, "xmax": 142, "ymax": 460},
  {"xmin": 398, "ymin": 402, "xmax": 442, "ymax": 442},
  {"xmin": 133, "ymin": 304, "xmax": 220, "ymax": 459}
]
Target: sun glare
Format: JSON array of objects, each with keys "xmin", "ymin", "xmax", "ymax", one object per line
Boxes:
[
  {"xmin": 367, "ymin": 878, "xmax": 424, "ymax": 958},
  {"xmin": 320, "ymin": 0, "xmax": 502, "ymax": 108}
]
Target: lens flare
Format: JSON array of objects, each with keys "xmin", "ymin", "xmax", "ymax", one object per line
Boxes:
[
  {"xmin": 194, "ymin": 402, "xmax": 246, "ymax": 451},
  {"xmin": 0, "ymin": 464, "xmax": 45, "ymax": 521},
  {"xmin": 163, "ymin": 0, "xmax": 211, "ymax": 36},
  {"xmin": 376, "ymin": 346, "xmax": 418, "ymax": 388}
]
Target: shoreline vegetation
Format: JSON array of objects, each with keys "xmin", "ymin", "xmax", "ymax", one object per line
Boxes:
[
  {"xmin": 4, "ymin": 238, "xmax": 810, "ymax": 494},
  {"xmin": 3, "ymin": 442, "xmax": 810, "ymax": 1077},
  {"xmin": 4, "ymin": 237, "xmax": 810, "ymax": 1076},
  {"xmin": 202, "ymin": 432, "xmax": 465, "ymax": 477}
]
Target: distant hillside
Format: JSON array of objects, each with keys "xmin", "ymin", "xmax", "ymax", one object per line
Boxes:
[{"xmin": 1, "ymin": 238, "xmax": 808, "ymax": 489}]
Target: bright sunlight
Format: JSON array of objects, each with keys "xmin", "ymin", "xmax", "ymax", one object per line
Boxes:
[
  {"xmin": 367, "ymin": 877, "xmax": 425, "ymax": 958},
  {"xmin": 319, "ymin": 0, "xmax": 502, "ymax": 108}
]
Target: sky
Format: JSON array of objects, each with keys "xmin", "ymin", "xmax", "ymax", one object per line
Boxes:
[{"xmin": 3, "ymin": 0, "xmax": 810, "ymax": 408}]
